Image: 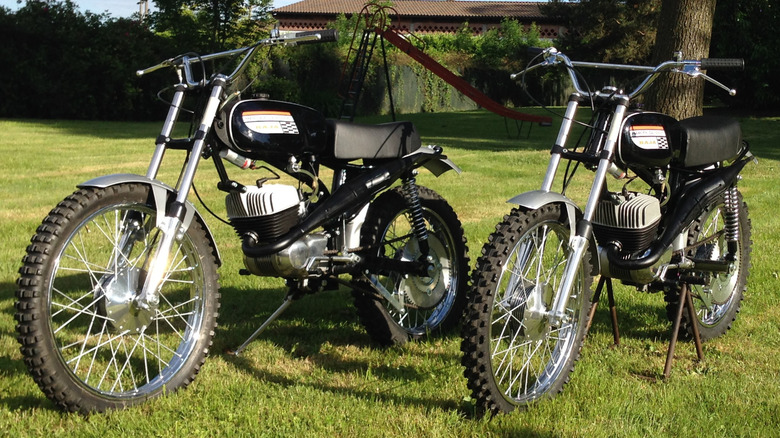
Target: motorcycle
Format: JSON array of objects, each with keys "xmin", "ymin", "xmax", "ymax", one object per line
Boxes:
[
  {"xmin": 15, "ymin": 29, "xmax": 469, "ymax": 413},
  {"xmin": 461, "ymin": 48, "xmax": 752, "ymax": 414}
]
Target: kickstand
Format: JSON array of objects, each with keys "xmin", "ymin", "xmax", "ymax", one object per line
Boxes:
[
  {"xmin": 586, "ymin": 277, "xmax": 620, "ymax": 346},
  {"xmin": 663, "ymin": 283, "xmax": 704, "ymax": 379},
  {"xmin": 227, "ymin": 292, "xmax": 297, "ymax": 356}
]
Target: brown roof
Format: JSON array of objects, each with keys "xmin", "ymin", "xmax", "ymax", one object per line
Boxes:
[{"xmin": 273, "ymin": 0, "xmax": 547, "ymax": 20}]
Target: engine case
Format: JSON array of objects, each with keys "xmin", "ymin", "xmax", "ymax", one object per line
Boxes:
[{"xmin": 243, "ymin": 233, "xmax": 329, "ymax": 278}]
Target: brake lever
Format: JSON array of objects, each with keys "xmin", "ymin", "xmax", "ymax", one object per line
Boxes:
[
  {"xmin": 510, "ymin": 48, "xmax": 560, "ymax": 80},
  {"xmin": 677, "ymin": 64, "xmax": 737, "ymax": 96}
]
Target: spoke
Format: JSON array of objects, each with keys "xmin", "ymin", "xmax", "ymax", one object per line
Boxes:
[
  {"xmin": 52, "ymin": 294, "xmax": 111, "ymax": 334},
  {"xmin": 64, "ymin": 329, "xmax": 129, "ymax": 368}
]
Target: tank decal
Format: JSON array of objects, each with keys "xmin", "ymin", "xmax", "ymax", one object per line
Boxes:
[
  {"xmin": 629, "ymin": 125, "xmax": 668, "ymax": 150},
  {"xmin": 242, "ymin": 110, "xmax": 299, "ymax": 135}
]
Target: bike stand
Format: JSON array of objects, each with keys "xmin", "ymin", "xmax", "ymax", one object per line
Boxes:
[
  {"xmin": 226, "ymin": 293, "xmax": 297, "ymax": 356},
  {"xmin": 586, "ymin": 277, "xmax": 620, "ymax": 346},
  {"xmin": 663, "ymin": 282, "xmax": 704, "ymax": 379}
]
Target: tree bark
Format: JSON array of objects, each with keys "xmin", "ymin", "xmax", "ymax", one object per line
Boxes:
[{"xmin": 645, "ymin": 0, "xmax": 716, "ymax": 119}]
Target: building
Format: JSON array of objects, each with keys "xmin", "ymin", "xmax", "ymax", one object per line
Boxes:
[{"xmin": 272, "ymin": 0, "xmax": 564, "ymax": 38}]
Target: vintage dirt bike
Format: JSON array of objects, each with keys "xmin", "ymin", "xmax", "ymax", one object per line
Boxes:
[
  {"xmin": 461, "ymin": 48, "xmax": 752, "ymax": 414},
  {"xmin": 15, "ymin": 30, "xmax": 469, "ymax": 413}
]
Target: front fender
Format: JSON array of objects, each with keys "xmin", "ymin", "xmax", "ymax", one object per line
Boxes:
[
  {"xmin": 78, "ymin": 173, "xmax": 222, "ymax": 266},
  {"xmin": 508, "ymin": 190, "xmax": 598, "ymax": 275}
]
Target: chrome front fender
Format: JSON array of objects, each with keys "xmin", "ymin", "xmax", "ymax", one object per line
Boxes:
[
  {"xmin": 78, "ymin": 173, "xmax": 222, "ymax": 266},
  {"xmin": 508, "ymin": 190, "xmax": 598, "ymax": 275}
]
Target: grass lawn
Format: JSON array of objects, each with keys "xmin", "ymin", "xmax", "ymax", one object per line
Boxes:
[{"xmin": 1, "ymin": 109, "xmax": 779, "ymax": 437}]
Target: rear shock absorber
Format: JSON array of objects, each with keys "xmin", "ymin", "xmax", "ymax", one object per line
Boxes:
[
  {"xmin": 402, "ymin": 170, "xmax": 430, "ymax": 256},
  {"xmin": 723, "ymin": 185, "xmax": 740, "ymax": 260}
]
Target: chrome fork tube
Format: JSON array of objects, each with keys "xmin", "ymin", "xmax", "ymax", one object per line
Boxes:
[
  {"xmin": 548, "ymin": 100, "xmax": 628, "ymax": 327},
  {"xmin": 136, "ymin": 77, "xmax": 226, "ymax": 311},
  {"xmin": 146, "ymin": 85, "xmax": 186, "ymax": 180},
  {"xmin": 541, "ymin": 95, "xmax": 581, "ymax": 192}
]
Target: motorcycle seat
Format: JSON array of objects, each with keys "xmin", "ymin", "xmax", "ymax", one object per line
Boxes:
[
  {"xmin": 671, "ymin": 116, "xmax": 743, "ymax": 168},
  {"xmin": 327, "ymin": 120, "xmax": 421, "ymax": 160}
]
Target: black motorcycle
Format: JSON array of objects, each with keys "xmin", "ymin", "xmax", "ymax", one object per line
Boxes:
[
  {"xmin": 15, "ymin": 30, "xmax": 468, "ymax": 413},
  {"xmin": 461, "ymin": 48, "xmax": 752, "ymax": 414}
]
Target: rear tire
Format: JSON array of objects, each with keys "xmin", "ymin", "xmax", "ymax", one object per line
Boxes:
[
  {"xmin": 664, "ymin": 191, "xmax": 751, "ymax": 341},
  {"xmin": 353, "ymin": 186, "xmax": 469, "ymax": 346},
  {"xmin": 15, "ymin": 184, "xmax": 220, "ymax": 413}
]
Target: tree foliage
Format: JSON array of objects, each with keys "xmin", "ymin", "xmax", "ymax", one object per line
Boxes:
[
  {"xmin": 0, "ymin": 0, "xmax": 172, "ymax": 119},
  {"xmin": 149, "ymin": 0, "xmax": 272, "ymax": 52},
  {"xmin": 709, "ymin": 0, "xmax": 780, "ymax": 110},
  {"xmin": 544, "ymin": 0, "xmax": 660, "ymax": 64}
]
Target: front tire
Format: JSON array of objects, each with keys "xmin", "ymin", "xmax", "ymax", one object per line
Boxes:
[
  {"xmin": 15, "ymin": 184, "xmax": 220, "ymax": 413},
  {"xmin": 353, "ymin": 186, "xmax": 469, "ymax": 346},
  {"xmin": 461, "ymin": 204, "xmax": 592, "ymax": 415},
  {"xmin": 665, "ymin": 190, "xmax": 751, "ymax": 341}
]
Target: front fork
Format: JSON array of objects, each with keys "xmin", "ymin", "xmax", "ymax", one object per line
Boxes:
[
  {"xmin": 544, "ymin": 96, "xmax": 628, "ymax": 327},
  {"xmin": 135, "ymin": 76, "xmax": 227, "ymax": 310}
]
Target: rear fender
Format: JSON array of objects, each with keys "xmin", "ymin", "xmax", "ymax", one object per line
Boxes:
[
  {"xmin": 407, "ymin": 146, "xmax": 462, "ymax": 176},
  {"xmin": 78, "ymin": 173, "xmax": 222, "ymax": 266}
]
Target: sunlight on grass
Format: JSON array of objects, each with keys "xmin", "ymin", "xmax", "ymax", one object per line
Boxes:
[{"xmin": 1, "ymin": 113, "xmax": 779, "ymax": 436}]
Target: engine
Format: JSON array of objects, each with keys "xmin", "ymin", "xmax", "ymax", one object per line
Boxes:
[
  {"xmin": 592, "ymin": 191, "xmax": 662, "ymax": 254},
  {"xmin": 226, "ymin": 184, "xmax": 327, "ymax": 278},
  {"xmin": 592, "ymin": 191, "xmax": 666, "ymax": 284}
]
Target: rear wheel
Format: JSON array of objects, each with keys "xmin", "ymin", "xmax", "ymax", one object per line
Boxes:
[
  {"xmin": 665, "ymin": 190, "xmax": 751, "ymax": 341},
  {"xmin": 461, "ymin": 204, "xmax": 592, "ymax": 415},
  {"xmin": 15, "ymin": 184, "xmax": 220, "ymax": 413},
  {"xmin": 353, "ymin": 186, "xmax": 469, "ymax": 346}
]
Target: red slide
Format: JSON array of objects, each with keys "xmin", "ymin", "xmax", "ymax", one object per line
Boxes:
[{"xmin": 379, "ymin": 28, "xmax": 552, "ymax": 125}]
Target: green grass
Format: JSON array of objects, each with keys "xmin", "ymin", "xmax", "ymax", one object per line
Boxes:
[{"xmin": 2, "ymin": 110, "xmax": 780, "ymax": 437}]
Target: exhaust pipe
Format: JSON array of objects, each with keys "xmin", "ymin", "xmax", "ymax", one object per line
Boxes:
[
  {"xmin": 606, "ymin": 158, "xmax": 749, "ymax": 270},
  {"xmin": 241, "ymin": 152, "xmax": 433, "ymax": 257}
]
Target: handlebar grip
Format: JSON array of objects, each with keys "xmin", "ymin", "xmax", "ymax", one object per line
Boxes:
[
  {"xmin": 295, "ymin": 29, "xmax": 339, "ymax": 44},
  {"xmin": 701, "ymin": 58, "xmax": 744, "ymax": 71}
]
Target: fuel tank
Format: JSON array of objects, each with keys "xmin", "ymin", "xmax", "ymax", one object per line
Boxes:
[
  {"xmin": 215, "ymin": 99, "xmax": 329, "ymax": 160},
  {"xmin": 616, "ymin": 112, "xmax": 677, "ymax": 169}
]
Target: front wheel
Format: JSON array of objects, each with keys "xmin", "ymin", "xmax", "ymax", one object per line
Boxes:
[
  {"xmin": 461, "ymin": 204, "xmax": 592, "ymax": 415},
  {"xmin": 353, "ymin": 186, "xmax": 469, "ymax": 346},
  {"xmin": 15, "ymin": 184, "xmax": 220, "ymax": 413}
]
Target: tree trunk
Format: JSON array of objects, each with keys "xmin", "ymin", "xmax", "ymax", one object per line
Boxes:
[{"xmin": 645, "ymin": 0, "xmax": 716, "ymax": 120}]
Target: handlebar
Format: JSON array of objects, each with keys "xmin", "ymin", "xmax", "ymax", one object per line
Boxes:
[
  {"xmin": 136, "ymin": 29, "xmax": 339, "ymax": 86},
  {"xmin": 512, "ymin": 47, "xmax": 743, "ymax": 98},
  {"xmin": 701, "ymin": 58, "xmax": 745, "ymax": 71}
]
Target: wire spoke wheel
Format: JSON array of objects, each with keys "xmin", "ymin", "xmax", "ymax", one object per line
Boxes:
[
  {"xmin": 665, "ymin": 191, "xmax": 751, "ymax": 341},
  {"xmin": 354, "ymin": 186, "xmax": 469, "ymax": 346},
  {"xmin": 16, "ymin": 184, "xmax": 219, "ymax": 413},
  {"xmin": 462, "ymin": 205, "xmax": 591, "ymax": 414}
]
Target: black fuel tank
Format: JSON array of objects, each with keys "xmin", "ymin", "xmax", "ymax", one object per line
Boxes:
[
  {"xmin": 617, "ymin": 112, "xmax": 677, "ymax": 169},
  {"xmin": 216, "ymin": 99, "xmax": 328, "ymax": 160}
]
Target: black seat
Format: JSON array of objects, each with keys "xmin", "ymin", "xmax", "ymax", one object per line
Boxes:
[
  {"xmin": 671, "ymin": 116, "xmax": 743, "ymax": 168},
  {"xmin": 327, "ymin": 120, "xmax": 421, "ymax": 160}
]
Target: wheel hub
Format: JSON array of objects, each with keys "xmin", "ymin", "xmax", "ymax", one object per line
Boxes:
[
  {"xmin": 398, "ymin": 235, "xmax": 448, "ymax": 309},
  {"xmin": 503, "ymin": 280, "xmax": 552, "ymax": 342},
  {"xmin": 96, "ymin": 267, "xmax": 153, "ymax": 333},
  {"xmin": 521, "ymin": 282, "xmax": 553, "ymax": 341},
  {"xmin": 699, "ymin": 242, "xmax": 737, "ymax": 305}
]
